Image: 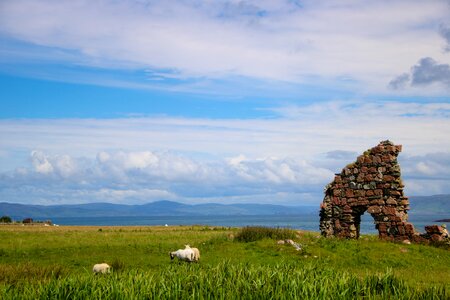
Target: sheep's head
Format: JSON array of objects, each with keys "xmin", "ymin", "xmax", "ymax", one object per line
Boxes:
[
  {"xmin": 185, "ymin": 244, "xmax": 191, "ymax": 249},
  {"xmin": 169, "ymin": 252, "xmax": 175, "ymax": 260}
]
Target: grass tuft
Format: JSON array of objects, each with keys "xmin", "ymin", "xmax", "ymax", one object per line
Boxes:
[
  {"xmin": 110, "ymin": 258, "xmax": 125, "ymax": 272},
  {"xmin": 235, "ymin": 226, "xmax": 297, "ymax": 242}
]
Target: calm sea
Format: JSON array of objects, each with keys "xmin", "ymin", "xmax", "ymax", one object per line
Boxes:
[{"xmin": 50, "ymin": 213, "xmax": 448, "ymax": 234}]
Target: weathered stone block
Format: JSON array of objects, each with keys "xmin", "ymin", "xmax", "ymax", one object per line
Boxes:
[
  {"xmin": 345, "ymin": 190, "xmax": 354, "ymax": 197},
  {"xmin": 374, "ymin": 189, "xmax": 383, "ymax": 196},
  {"xmin": 400, "ymin": 199, "xmax": 409, "ymax": 206},
  {"xmin": 343, "ymin": 205, "xmax": 352, "ymax": 213},
  {"xmin": 382, "ymin": 207, "xmax": 396, "ymax": 216},
  {"xmin": 386, "ymin": 197, "xmax": 397, "ymax": 205},
  {"xmin": 384, "ymin": 175, "xmax": 394, "ymax": 182},
  {"xmin": 425, "ymin": 225, "xmax": 443, "ymax": 234},
  {"xmin": 431, "ymin": 234, "xmax": 443, "ymax": 242},
  {"xmin": 369, "ymin": 167, "xmax": 377, "ymax": 173},
  {"xmin": 389, "ymin": 190, "xmax": 401, "ymax": 196},
  {"xmin": 372, "ymin": 155, "xmax": 382, "ymax": 164},
  {"xmin": 358, "ymin": 200, "xmax": 369, "ymax": 206},
  {"xmin": 367, "ymin": 206, "xmax": 381, "ymax": 214},
  {"xmin": 369, "ymin": 199, "xmax": 385, "ymax": 206}
]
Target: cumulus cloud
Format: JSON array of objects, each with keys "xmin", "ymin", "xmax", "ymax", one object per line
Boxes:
[
  {"xmin": 411, "ymin": 57, "xmax": 450, "ymax": 87},
  {"xmin": 30, "ymin": 150, "xmax": 80, "ymax": 178},
  {"xmin": 388, "ymin": 73, "xmax": 410, "ymax": 90},
  {"xmin": 3, "ymin": 147, "xmax": 450, "ymax": 206},
  {"xmin": 389, "ymin": 57, "xmax": 450, "ymax": 89},
  {"xmin": 0, "ymin": 149, "xmax": 333, "ymax": 205},
  {"xmin": 1, "ymin": 100, "xmax": 450, "ymax": 205},
  {"xmin": 439, "ymin": 24, "xmax": 450, "ymax": 51},
  {"xmin": 400, "ymin": 152, "xmax": 450, "ymax": 179},
  {"xmin": 31, "ymin": 150, "xmax": 53, "ymax": 174},
  {"xmin": 398, "ymin": 151, "xmax": 450, "ymax": 196},
  {"xmin": 388, "ymin": 19, "xmax": 450, "ymax": 92},
  {"xmin": 228, "ymin": 157, "xmax": 331, "ymax": 186}
]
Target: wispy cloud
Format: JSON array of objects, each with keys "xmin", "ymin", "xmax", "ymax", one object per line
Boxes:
[
  {"xmin": 1, "ymin": 101, "xmax": 450, "ymax": 162},
  {"xmin": 1, "ymin": 0, "xmax": 448, "ymax": 94}
]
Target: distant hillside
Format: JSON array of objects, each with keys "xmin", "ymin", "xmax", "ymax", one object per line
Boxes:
[
  {"xmin": 0, "ymin": 201, "xmax": 318, "ymax": 220},
  {"xmin": 1, "ymin": 195, "xmax": 447, "ymax": 220},
  {"xmin": 409, "ymin": 194, "xmax": 450, "ymax": 215}
]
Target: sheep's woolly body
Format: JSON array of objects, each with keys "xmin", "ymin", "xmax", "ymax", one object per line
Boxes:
[
  {"xmin": 184, "ymin": 245, "xmax": 200, "ymax": 262},
  {"xmin": 170, "ymin": 248, "xmax": 195, "ymax": 262},
  {"xmin": 92, "ymin": 263, "xmax": 111, "ymax": 274}
]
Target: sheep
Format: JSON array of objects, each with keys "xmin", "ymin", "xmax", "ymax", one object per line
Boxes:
[
  {"xmin": 169, "ymin": 248, "xmax": 195, "ymax": 262},
  {"xmin": 92, "ymin": 263, "xmax": 111, "ymax": 274},
  {"xmin": 184, "ymin": 245, "xmax": 200, "ymax": 262}
]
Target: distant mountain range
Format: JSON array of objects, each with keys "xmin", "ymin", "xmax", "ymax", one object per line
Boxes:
[
  {"xmin": 0, "ymin": 200, "xmax": 318, "ymax": 220},
  {"xmin": 0, "ymin": 194, "xmax": 448, "ymax": 220}
]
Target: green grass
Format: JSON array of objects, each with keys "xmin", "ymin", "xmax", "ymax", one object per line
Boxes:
[{"xmin": 0, "ymin": 225, "xmax": 449, "ymax": 299}]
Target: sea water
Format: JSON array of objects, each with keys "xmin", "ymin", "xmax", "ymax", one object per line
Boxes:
[{"xmin": 50, "ymin": 213, "xmax": 447, "ymax": 234}]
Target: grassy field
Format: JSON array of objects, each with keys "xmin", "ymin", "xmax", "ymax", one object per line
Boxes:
[{"xmin": 0, "ymin": 224, "xmax": 449, "ymax": 299}]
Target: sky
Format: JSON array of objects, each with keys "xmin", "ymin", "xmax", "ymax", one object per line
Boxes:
[{"xmin": 0, "ymin": 0, "xmax": 450, "ymax": 207}]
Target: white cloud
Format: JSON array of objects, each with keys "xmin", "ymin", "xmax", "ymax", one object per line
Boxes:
[
  {"xmin": 390, "ymin": 57, "xmax": 450, "ymax": 89},
  {"xmin": 1, "ymin": 101, "xmax": 449, "ymax": 163},
  {"xmin": 53, "ymin": 154, "xmax": 77, "ymax": 178},
  {"xmin": 403, "ymin": 179, "xmax": 449, "ymax": 196},
  {"xmin": 0, "ymin": 0, "xmax": 449, "ymax": 94},
  {"xmin": 0, "ymin": 149, "xmax": 333, "ymax": 205},
  {"xmin": 31, "ymin": 150, "xmax": 54, "ymax": 174},
  {"xmin": 415, "ymin": 161, "xmax": 435, "ymax": 175},
  {"xmin": 1, "ymin": 100, "xmax": 450, "ymax": 205},
  {"xmin": 400, "ymin": 152, "xmax": 450, "ymax": 179}
]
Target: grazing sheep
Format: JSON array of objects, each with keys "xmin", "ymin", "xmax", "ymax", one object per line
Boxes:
[
  {"xmin": 184, "ymin": 245, "xmax": 200, "ymax": 262},
  {"xmin": 92, "ymin": 263, "xmax": 111, "ymax": 274},
  {"xmin": 169, "ymin": 248, "xmax": 195, "ymax": 262}
]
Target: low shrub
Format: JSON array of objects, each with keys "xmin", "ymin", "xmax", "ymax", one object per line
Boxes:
[{"xmin": 235, "ymin": 226, "xmax": 297, "ymax": 242}]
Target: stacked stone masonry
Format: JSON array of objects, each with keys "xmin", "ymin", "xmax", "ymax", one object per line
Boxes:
[{"xmin": 319, "ymin": 140, "xmax": 449, "ymax": 244}]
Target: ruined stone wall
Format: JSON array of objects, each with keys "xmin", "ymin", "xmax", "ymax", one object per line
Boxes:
[
  {"xmin": 320, "ymin": 140, "xmax": 450, "ymax": 244},
  {"xmin": 319, "ymin": 140, "xmax": 415, "ymax": 241}
]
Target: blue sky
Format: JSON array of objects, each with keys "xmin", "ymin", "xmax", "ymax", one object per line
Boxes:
[{"xmin": 1, "ymin": 0, "xmax": 450, "ymax": 206}]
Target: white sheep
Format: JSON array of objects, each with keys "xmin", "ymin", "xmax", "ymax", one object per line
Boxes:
[
  {"xmin": 169, "ymin": 248, "xmax": 195, "ymax": 262},
  {"xmin": 184, "ymin": 245, "xmax": 200, "ymax": 262},
  {"xmin": 92, "ymin": 263, "xmax": 111, "ymax": 274}
]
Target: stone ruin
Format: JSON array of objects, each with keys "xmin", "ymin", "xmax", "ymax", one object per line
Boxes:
[{"xmin": 319, "ymin": 140, "xmax": 449, "ymax": 244}]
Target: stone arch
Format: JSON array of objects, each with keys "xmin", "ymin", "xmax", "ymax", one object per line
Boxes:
[{"xmin": 319, "ymin": 140, "xmax": 416, "ymax": 241}]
